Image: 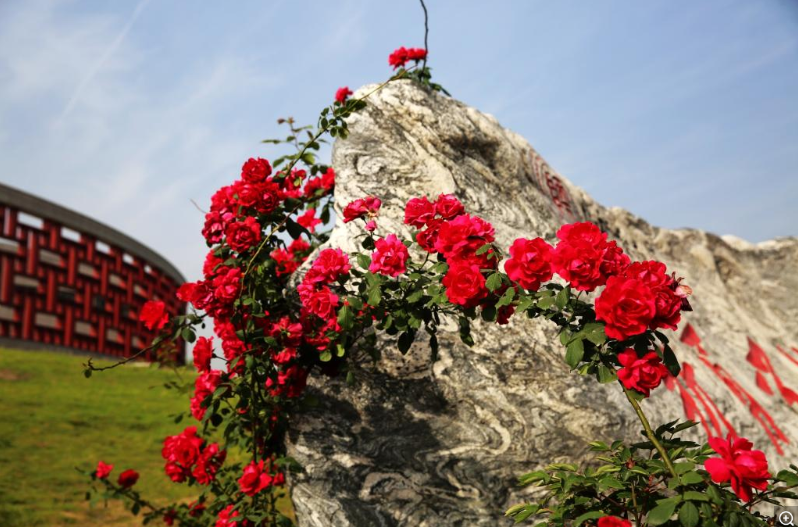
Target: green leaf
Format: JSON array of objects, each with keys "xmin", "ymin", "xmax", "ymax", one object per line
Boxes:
[
  {"xmin": 406, "ymin": 289, "xmax": 424, "ymax": 303},
  {"xmin": 486, "ymin": 273, "xmax": 503, "ymax": 292},
  {"xmin": 506, "ymin": 504, "xmax": 540, "ymax": 523},
  {"xmin": 495, "ymin": 287, "xmax": 516, "ymax": 308},
  {"xmin": 706, "ymin": 484, "xmax": 723, "ymax": 504},
  {"xmin": 481, "ymin": 305, "xmax": 497, "ymax": 322},
  {"xmin": 682, "ymin": 491, "xmax": 709, "ymax": 502},
  {"xmin": 356, "ymin": 253, "xmax": 371, "ymax": 269},
  {"xmin": 367, "ymin": 286, "xmax": 382, "ymax": 306},
  {"xmin": 565, "ymin": 339, "xmax": 585, "ymax": 369},
  {"xmin": 398, "ymin": 331, "xmax": 415, "ymax": 354},
  {"xmin": 776, "ymin": 469, "xmax": 798, "ymax": 486},
  {"xmin": 680, "ymin": 471, "xmax": 705, "ymax": 485},
  {"xmin": 678, "ymin": 502, "xmax": 699, "ymax": 527},
  {"xmin": 475, "ymin": 243, "xmax": 492, "ymax": 256},
  {"xmin": 285, "ymin": 218, "xmax": 307, "ymax": 240},
  {"xmin": 582, "ymin": 322, "xmax": 607, "ymax": 345},
  {"xmin": 337, "ymin": 305, "xmax": 354, "ymax": 331},
  {"xmin": 347, "ymin": 296, "xmax": 364, "ymax": 311},
  {"xmin": 319, "ymin": 350, "xmax": 332, "ymax": 362},
  {"xmin": 596, "ymin": 364, "xmax": 617, "ymax": 383},
  {"xmin": 662, "ymin": 343, "xmax": 681, "ymax": 377},
  {"xmin": 574, "ymin": 511, "xmax": 605, "ymax": 527},
  {"xmin": 516, "ymin": 295, "xmax": 534, "ymax": 313},
  {"xmin": 555, "ymin": 286, "xmax": 570, "ymax": 309},
  {"xmin": 647, "ymin": 497, "xmax": 680, "ymax": 525},
  {"xmin": 537, "ymin": 295, "xmax": 554, "ymax": 310}
]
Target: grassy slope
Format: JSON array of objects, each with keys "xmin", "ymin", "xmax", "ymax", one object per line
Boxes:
[{"xmin": 0, "ymin": 347, "xmax": 293, "ymax": 526}]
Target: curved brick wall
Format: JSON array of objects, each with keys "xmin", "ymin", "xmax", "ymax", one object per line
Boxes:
[{"xmin": 0, "ymin": 183, "xmax": 185, "ymax": 362}]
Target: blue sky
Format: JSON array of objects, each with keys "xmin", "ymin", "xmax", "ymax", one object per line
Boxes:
[{"xmin": 1, "ymin": 0, "xmax": 796, "ymax": 281}]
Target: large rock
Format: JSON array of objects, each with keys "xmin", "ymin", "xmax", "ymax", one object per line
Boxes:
[{"xmin": 286, "ymin": 80, "xmax": 798, "ymax": 526}]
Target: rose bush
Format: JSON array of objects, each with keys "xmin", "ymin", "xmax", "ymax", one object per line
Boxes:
[{"xmin": 80, "ymin": 26, "xmax": 798, "ymax": 527}]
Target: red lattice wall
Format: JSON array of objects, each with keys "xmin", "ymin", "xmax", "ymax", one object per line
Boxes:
[{"xmin": 0, "ymin": 184, "xmax": 185, "ymax": 362}]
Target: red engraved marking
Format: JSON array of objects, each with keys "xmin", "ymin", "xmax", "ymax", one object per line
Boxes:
[
  {"xmin": 747, "ymin": 338, "xmax": 798, "ymax": 406},
  {"xmin": 678, "ymin": 325, "xmax": 788, "ymax": 454},
  {"xmin": 776, "ymin": 345, "xmax": 798, "ymax": 367},
  {"xmin": 698, "ymin": 356, "xmax": 788, "ymax": 455},
  {"xmin": 527, "ymin": 151, "xmax": 576, "ymax": 220},
  {"xmin": 665, "ymin": 362, "xmax": 735, "ymax": 439},
  {"xmin": 679, "ymin": 322, "xmax": 707, "ymax": 355},
  {"xmin": 755, "ymin": 372, "xmax": 774, "ymax": 395}
]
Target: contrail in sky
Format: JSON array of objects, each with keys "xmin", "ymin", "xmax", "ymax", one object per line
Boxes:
[{"xmin": 57, "ymin": 0, "xmax": 151, "ymax": 122}]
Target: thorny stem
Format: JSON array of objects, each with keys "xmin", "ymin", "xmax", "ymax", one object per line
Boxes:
[
  {"xmin": 420, "ymin": 0, "xmax": 429, "ymax": 71},
  {"xmin": 623, "ymin": 387, "xmax": 679, "ymax": 479}
]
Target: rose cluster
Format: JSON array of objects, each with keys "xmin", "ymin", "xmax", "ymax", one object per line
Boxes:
[
  {"xmin": 388, "ymin": 46, "xmax": 427, "ymax": 69},
  {"xmin": 161, "ymin": 426, "xmax": 226, "ymax": 485},
  {"xmin": 398, "ymin": 195, "xmax": 692, "ymax": 398}
]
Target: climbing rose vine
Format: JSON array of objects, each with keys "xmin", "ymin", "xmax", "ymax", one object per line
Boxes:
[{"xmin": 80, "ymin": 42, "xmax": 798, "ymax": 527}]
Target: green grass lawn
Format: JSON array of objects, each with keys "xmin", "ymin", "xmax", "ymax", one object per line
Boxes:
[{"xmin": 0, "ymin": 347, "xmax": 294, "ymax": 526}]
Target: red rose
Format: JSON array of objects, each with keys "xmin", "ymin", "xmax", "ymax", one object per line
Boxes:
[
  {"xmin": 216, "ymin": 504, "xmax": 243, "ymax": 527},
  {"xmin": 623, "ymin": 261, "xmax": 682, "ymax": 331},
  {"xmin": 297, "ymin": 209, "xmax": 322, "ymax": 233},
  {"xmin": 238, "ymin": 459, "xmax": 274, "ymax": 496},
  {"xmin": 551, "ymin": 222, "xmax": 607, "ymax": 291},
  {"xmin": 442, "ymin": 262, "xmax": 488, "ymax": 307},
  {"xmin": 266, "ymin": 365, "xmax": 309, "ymax": 398},
  {"xmin": 95, "ymin": 460, "xmax": 113, "ymax": 479},
  {"xmin": 162, "ymin": 426, "xmax": 203, "ymax": 482},
  {"xmin": 600, "ymin": 240, "xmax": 630, "ymax": 278},
  {"xmin": 335, "ymin": 86, "xmax": 353, "ymax": 104},
  {"xmin": 298, "ymin": 284, "xmax": 339, "ymax": 319},
  {"xmin": 407, "ymin": 47, "xmax": 427, "ymax": 61},
  {"xmin": 202, "ymin": 210, "xmax": 227, "ymax": 244},
  {"xmin": 271, "ymin": 248, "xmax": 299, "ymax": 277},
  {"xmin": 705, "ymin": 434, "xmax": 770, "ymax": 502},
  {"xmin": 163, "ymin": 509, "xmax": 177, "ymax": 526},
  {"xmin": 203, "ymin": 251, "xmax": 224, "ymax": 278},
  {"xmin": 388, "ymin": 46, "xmax": 427, "ymax": 69},
  {"xmin": 404, "ymin": 196, "xmax": 436, "ymax": 227},
  {"xmin": 595, "ymin": 276, "xmax": 656, "ymax": 341},
  {"xmin": 321, "ymin": 167, "xmax": 335, "ymax": 190},
  {"xmin": 117, "ymin": 469, "xmax": 139, "ymax": 488},
  {"xmin": 190, "ymin": 371, "xmax": 222, "ymax": 420},
  {"xmin": 192, "ymin": 442, "xmax": 226, "ymax": 485},
  {"xmin": 343, "ymin": 196, "xmax": 381, "ymax": 223},
  {"xmin": 504, "ymin": 237, "xmax": 554, "ymax": 291},
  {"xmin": 192, "ymin": 337, "xmax": 213, "ymax": 373},
  {"xmin": 369, "ymin": 234, "xmax": 409, "ymax": 277},
  {"xmin": 303, "ymin": 177, "xmax": 324, "ymax": 198},
  {"xmin": 212, "ymin": 267, "xmax": 242, "ymax": 304},
  {"xmin": 305, "ymin": 248, "xmax": 351, "ymax": 284},
  {"xmin": 616, "ymin": 349, "xmax": 669, "ymax": 397},
  {"xmin": 598, "ymin": 516, "xmax": 631, "ymax": 527},
  {"xmin": 140, "ymin": 300, "xmax": 168, "ymax": 330},
  {"xmin": 289, "ymin": 238, "xmax": 311, "ymax": 254},
  {"xmin": 269, "ymin": 316, "xmax": 303, "ymax": 347},
  {"xmin": 241, "ymin": 157, "xmax": 272, "ymax": 183},
  {"xmin": 434, "ymin": 214, "xmax": 495, "ymax": 268},
  {"xmin": 225, "ymin": 216, "xmax": 262, "ymax": 253},
  {"xmin": 416, "ymin": 219, "xmax": 442, "ymax": 253},
  {"xmin": 434, "ymin": 194, "xmax": 464, "ymax": 220},
  {"xmin": 388, "ymin": 46, "xmax": 409, "ymax": 69},
  {"xmin": 272, "ymin": 346, "xmax": 297, "ymax": 365}
]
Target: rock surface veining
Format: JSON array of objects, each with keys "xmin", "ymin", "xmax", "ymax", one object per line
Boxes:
[{"xmin": 287, "ymin": 80, "xmax": 798, "ymax": 526}]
